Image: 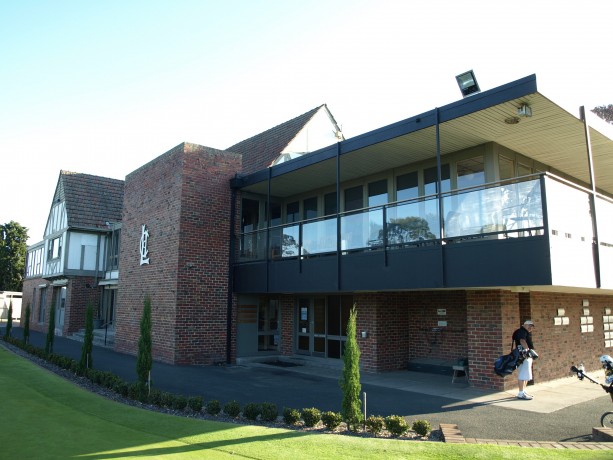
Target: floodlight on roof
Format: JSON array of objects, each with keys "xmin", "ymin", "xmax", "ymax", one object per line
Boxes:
[{"xmin": 455, "ymin": 70, "xmax": 480, "ymax": 97}]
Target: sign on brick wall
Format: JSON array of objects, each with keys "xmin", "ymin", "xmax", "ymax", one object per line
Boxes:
[{"xmin": 140, "ymin": 224, "xmax": 150, "ymax": 265}]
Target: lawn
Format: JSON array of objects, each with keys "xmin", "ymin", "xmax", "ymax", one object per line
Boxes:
[{"xmin": 0, "ymin": 345, "xmax": 607, "ymax": 459}]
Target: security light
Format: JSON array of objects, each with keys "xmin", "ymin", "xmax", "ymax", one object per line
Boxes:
[{"xmin": 455, "ymin": 70, "xmax": 480, "ymax": 97}]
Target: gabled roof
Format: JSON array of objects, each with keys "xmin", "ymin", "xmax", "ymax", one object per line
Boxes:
[
  {"xmin": 226, "ymin": 104, "xmax": 340, "ymax": 174},
  {"xmin": 56, "ymin": 171, "xmax": 124, "ymax": 230}
]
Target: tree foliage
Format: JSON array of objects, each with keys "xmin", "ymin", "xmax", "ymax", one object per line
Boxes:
[
  {"xmin": 592, "ymin": 104, "xmax": 613, "ymax": 124},
  {"xmin": 80, "ymin": 303, "xmax": 94, "ymax": 371},
  {"xmin": 380, "ymin": 217, "xmax": 436, "ymax": 245},
  {"xmin": 339, "ymin": 303, "xmax": 362, "ymax": 431},
  {"xmin": 136, "ymin": 296, "xmax": 153, "ymax": 387},
  {"xmin": 0, "ymin": 221, "xmax": 28, "ymax": 291}
]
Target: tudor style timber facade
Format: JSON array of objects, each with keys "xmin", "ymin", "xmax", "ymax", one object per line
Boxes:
[{"xmin": 21, "ymin": 77, "xmax": 613, "ymax": 390}]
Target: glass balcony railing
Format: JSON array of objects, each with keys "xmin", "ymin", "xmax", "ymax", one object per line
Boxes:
[{"xmin": 236, "ymin": 175, "xmax": 559, "ymax": 263}]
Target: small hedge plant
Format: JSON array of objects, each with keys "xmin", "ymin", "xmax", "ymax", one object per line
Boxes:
[
  {"xmin": 206, "ymin": 399, "xmax": 221, "ymax": 415},
  {"xmin": 412, "ymin": 419, "xmax": 432, "ymax": 437},
  {"xmin": 243, "ymin": 403, "xmax": 261, "ymax": 421},
  {"xmin": 301, "ymin": 407, "xmax": 321, "ymax": 428},
  {"xmin": 385, "ymin": 415, "xmax": 409, "ymax": 437},
  {"xmin": 321, "ymin": 411, "xmax": 342, "ymax": 431},
  {"xmin": 188, "ymin": 396, "xmax": 203, "ymax": 413},
  {"xmin": 283, "ymin": 407, "xmax": 301, "ymax": 425},
  {"xmin": 224, "ymin": 400, "xmax": 241, "ymax": 418},
  {"xmin": 260, "ymin": 402, "xmax": 278, "ymax": 422},
  {"xmin": 365, "ymin": 415, "xmax": 385, "ymax": 436}
]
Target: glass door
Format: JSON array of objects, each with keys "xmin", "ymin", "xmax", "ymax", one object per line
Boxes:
[
  {"xmin": 295, "ymin": 296, "xmax": 352, "ymax": 358},
  {"xmin": 297, "ymin": 298, "xmax": 311, "ymax": 353}
]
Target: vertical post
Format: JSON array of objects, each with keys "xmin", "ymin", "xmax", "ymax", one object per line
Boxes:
[
  {"xmin": 336, "ymin": 141, "xmax": 342, "ymax": 291},
  {"xmin": 435, "ymin": 108, "xmax": 447, "ymax": 287},
  {"xmin": 266, "ymin": 167, "xmax": 272, "ymax": 290},
  {"xmin": 363, "ymin": 391, "xmax": 367, "ymax": 428},
  {"xmin": 580, "ymin": 106, "xmax": 601, "ymax": 288}
]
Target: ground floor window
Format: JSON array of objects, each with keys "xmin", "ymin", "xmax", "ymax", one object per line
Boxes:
[
  {"xmin": 258, "ymin": 298, "xmax": 279, "ymax": 351},
  {"xmin": 38, "ymin": 287, "xmax": 47, "ymax": 323},
  {"xmin": 296, "ymin": 295, "xmax": 353, "ymax": 359}
]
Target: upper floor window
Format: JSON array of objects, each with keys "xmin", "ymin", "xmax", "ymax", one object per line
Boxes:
[
  {"xmin": 303, "ymin": 197, "xmax": 318, "ymax": 220},
  {"xmin": 396, "ymin": 171, "xmax": 418, "ymax": 202},
  {"xmin": 368, "ymin": 179, "xmax": 388, "ymax": 207},
  {"xmin": 344, "ymin": 185, "xmax": 363, "ymax": 211},
  {"xmin": 424, "ymin": 164, "xmax": 450, "ymax": 196},
  {"xmin": 106, "ymin": 228, "xmax": 121, "ymax": 271},
  {"xmin": 457, "ymin": 156, "xmax": 485, "ymax": 189},
  {"xmin": 48, "ymin": 237, "xmax": 62, "ymax": 260}
]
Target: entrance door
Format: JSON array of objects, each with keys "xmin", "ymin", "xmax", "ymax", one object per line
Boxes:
[
  {"xmin": 295, "ymin": 296, "xmax": 352, "ymax": 358},
  {"xmin": 55, "ymin": 287, "xmax": 66, "ymax": 331}
]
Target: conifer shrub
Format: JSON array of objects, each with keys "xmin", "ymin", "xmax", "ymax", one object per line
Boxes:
[
  {"xmin": 321, "ymin": 411, "xmax": 343, "ymax": 430},
  {"xmin": 283, "ymin": 407, "xmax": 301, "ymax": 425},
  {"xmin": 412, "ymin": 419, "xmax": 432, "ymax": 437},
  {"xmin": 45, "ymin": 302, "xmax": 56, "ymax": 354},
  {"xmin": 4, "ymin": 302, "xmax": 13, "ymax": 339},
  {"xmin": 385, "ymin": 415, "xmax": 409, "ymax": 437},
  {"xmin": 23, "ymin": 303, "xmax": 30, "ymax": 344},
  {"xmin": 339, "ymin": 304, "xmax": 362, "ymax": 431},
  {"xmin": 79, "ymin": 303, "xmax": 94, "ymax": 373},
  {"xmin": 260, "ymin": 402, "xmax": 278, "ymax": 422},
  {"xmin": 206, "ymin": 399, "xmax": 222, "ymax": 415},
  {"xmin": 365, "ymin": 415, "xmax": 385, "ymax": 436},
  {"xmin": 301, "ymin": 407, "xmax": 321, "ymax": 428},
  {"xmin": 243, "ymin": 403, "xmax": 261, "ymax": 421},
  {"xmin": 224, "ymin": 400, "xmax": 241, "ymax": 418},
  {"xmin": 136, "ymin": 297, "xmax": 153, "ymax": 392}
]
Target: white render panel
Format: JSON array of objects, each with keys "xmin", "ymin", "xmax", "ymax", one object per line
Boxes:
[
  {"xmin": 282, "ymin": 108, "xmax": 341, "ymax": 156},
  {"xmin": 45, "ymin": 202, "xmax": 67, "ymax": 237}
]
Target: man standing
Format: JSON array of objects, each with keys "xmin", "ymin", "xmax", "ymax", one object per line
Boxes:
[{"xmin": 513, "ymin": 320, "xmax": 535, "ymax": 400}]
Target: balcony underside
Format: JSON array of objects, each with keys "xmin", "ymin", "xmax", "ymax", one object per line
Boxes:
[{"xmin": 234, "ymin": 235, "xmax": 553, "ymax": 294}]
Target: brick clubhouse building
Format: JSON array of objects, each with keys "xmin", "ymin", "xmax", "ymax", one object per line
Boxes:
[{"xmin": 22, "ymin": 75, "xmax": 613, "ymax": 390}]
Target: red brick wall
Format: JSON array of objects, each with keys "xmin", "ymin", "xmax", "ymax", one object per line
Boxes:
[
  {"xmin": 467, "ymin": 290, "xmax": 520, "ymax": 390},
  {"xmin": 526, "ymin": 292, "xmax": 612, "ymax": 384},
  {"xmin": 20, "ymin": 278, "xmax": 48, "ymax": 333},
  {"xmin": 63, "ymin": 277, "xmax": 99, "ymax": 335},
  {"xmin": 116, "ymin": 143, "xmax": 241, "ymax": 365},
  {"xmin": 279, "ymin": 295, "xmax": 295, "ymax": 356},
  {"xmin": 174, "ymin": 144, "xmax": 242, "ymax": 364},
  {"xmin": 407, "ymin": 291, "xmax": 467, "ymax": 364},
  {"xmin": 20, "ymin": 277, "xmax": 99, "ymax": 336}
]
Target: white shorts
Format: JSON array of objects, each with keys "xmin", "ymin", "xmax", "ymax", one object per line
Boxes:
[{"xmin": 518, "ymin": 357, "xmax": 533, "ymax": 381}]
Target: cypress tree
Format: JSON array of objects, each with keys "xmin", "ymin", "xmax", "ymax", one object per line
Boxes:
[
  {"xmin": 4, "ymin": 301, "xmax": 12, "ymax": 339},
  {"xmin": 136, "ymin": 296, "xmax": 153, "ymax": 390},
  {"xmin": 23, "ymin": 303, "xmax": 30, "ymax": 344},
  {"xmin": 79, "ymin": 303, "xmax": 94, "ymax": 372},
  {"xmin": 339, "ymin": 304, "xmax": 362, "ymax": 431},
  {"xmin": 45, "ymin": 302, "xmax": 56, "ymax": 354}
]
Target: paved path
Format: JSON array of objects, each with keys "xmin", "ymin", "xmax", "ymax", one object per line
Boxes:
[{"xmin": 4, "ymin": 327, "xmax": 613, "ymax": 451}]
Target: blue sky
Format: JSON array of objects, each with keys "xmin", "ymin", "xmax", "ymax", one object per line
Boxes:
[{"xmin": 1, "ymin": 1, "xmax": 612, "ymax": 242}]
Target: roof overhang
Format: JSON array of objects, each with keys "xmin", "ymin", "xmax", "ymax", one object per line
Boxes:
[{"xmin": 234, "ymin": 74, "xmax": 613, "ymax": 198}]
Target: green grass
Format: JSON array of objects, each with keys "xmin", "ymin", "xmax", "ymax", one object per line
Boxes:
[{"xmin": 0, "ymin": 346, "xmax": 607, "ymax": 459}]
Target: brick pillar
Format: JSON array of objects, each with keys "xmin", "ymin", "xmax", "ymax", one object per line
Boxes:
[{"xmin": 466, "ymin": 290, "xmax": 520, "ymax": 390}]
